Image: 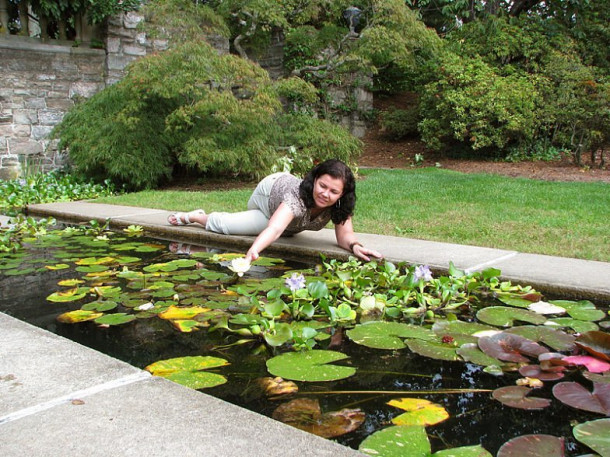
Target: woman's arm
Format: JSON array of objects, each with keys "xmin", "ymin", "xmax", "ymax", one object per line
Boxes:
[
  {"xmin": 335, "ymin": 217, "xmax": 383, "ymax": 261},
  {"xmin": 245, "ymin": 202, "xmax": 295, "ymax": 262}
]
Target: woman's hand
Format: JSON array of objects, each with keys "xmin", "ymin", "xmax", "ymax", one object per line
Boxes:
[{"xmin": 352, "ymin": 243, "xmax": 384, "ymax": 262}]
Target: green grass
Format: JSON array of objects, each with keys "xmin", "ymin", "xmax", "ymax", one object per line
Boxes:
[{"xmin": 92, "ymin": 167, "xmax": 610, "ymax": 262}]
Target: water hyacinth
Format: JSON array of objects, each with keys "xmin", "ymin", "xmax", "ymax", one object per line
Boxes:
[
  {"xmin": 285, "ymin": 273, "xmax": 306, "ymax": 292},
  {"xmin": 413, "ymin": 265, "xmax": 433, "ymax": 282},
  {"xmin": 229, "ymin": 257, "xmax": 251, "ymax": 277}
]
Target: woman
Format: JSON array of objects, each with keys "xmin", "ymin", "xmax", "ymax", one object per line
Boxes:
[{"xmin": 168, "ymin": 159, "xmax": 383, "ymax": 263}]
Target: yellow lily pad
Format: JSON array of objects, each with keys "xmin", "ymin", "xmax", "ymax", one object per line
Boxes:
[
  {"xmin": 159, "ymin": 305, "xmax": 210, "ymax": 320},
  {"xmin": 57, "ymin": 309, "xmax": 103, "ymax": 323},
  {"xmin": 388, "ymin": 398, "xmax": 450, "ymax": 426}
]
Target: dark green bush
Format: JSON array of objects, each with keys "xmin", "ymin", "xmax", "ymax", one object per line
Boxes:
[{"xmin": 379, "ymin": 107, "xmax": 420, "ymax": 140}]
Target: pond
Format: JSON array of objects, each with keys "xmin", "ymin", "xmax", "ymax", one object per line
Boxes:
[{"xmin": 0, "ymin": 223, "xmax": 608, "ymax": 456}]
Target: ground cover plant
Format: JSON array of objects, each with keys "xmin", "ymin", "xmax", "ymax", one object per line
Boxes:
[
  {"xmin": 91, "ymin": 167, "xmax": 610, "ymax": 262},
  {"xmin": 0, "ymin": 223, "xmax": 608, "ymax": 455}
]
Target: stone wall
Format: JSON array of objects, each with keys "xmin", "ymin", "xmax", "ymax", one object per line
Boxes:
[{"xmin": 0, "ymin": 11, "xmax": 231, "ymax": 180}]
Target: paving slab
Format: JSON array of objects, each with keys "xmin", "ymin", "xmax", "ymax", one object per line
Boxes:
[{"xmin": 0, "ymin": 314, "xmax": 362, "ymax": 457}]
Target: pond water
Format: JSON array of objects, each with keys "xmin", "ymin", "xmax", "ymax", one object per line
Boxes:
[{"xmin": 0, "ymin": 227, "xmax": 607, "ymax": 456}]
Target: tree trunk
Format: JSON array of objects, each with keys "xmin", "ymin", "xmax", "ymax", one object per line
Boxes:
[{"xmin": 509, "ymin": 0, "xmax": 543, "ymax": 17}]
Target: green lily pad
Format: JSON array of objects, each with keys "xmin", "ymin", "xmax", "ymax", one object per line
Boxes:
[
  {"xmin": 505, "ymin": 326, "xmax": 576, "ymax": 352},
  {"xmin": 497, "ymin": 296, "xmax": 537, "ymax": 308},
  {"xmin": 170, "ymin": 320, "xmax": 205, "ymax": 333},
  {"xmin": 545, "ymin": 318, "xmax": 599, "ymax": 333},
  {"xmin": 359, "ymin": 425, "xmax": 430, "ymax": 457},
  {"xmin": 266, "ymin": 350, "xmax": 356, "ymax": 382},
  {"xmin": 433, "ymin": 320, "xmax": 496, "ymax": 336},
  {"xmin": 457, "ymin": 343, "xmax": 503, "ymax": 367},
  {"xmin": 347, "ymin": 321, "xmax": 436, "ymax": 350},
  {"xmin": 476, "ymin": 306, "xmax": 546, "ymax": 327},
  {"xmin": 549, "ymin": 300, "xmax": 606, "ymax": 322},
  {"xmin": 497, "ymin": 434, "xmax": 564, "ymax": 457},
  {"xmin": 406, "ymin": 339, "xmax": 460, "ymax": 361},
  {"xmin": 94, "ymin": 313, "xmax": 136, "ymax": 326},
  {"xmin": 57, "ymin": 309, "xmax": 103, "ymax": 323},
  {"xmin": 573, "ymin": 419, "xmax": 610, "ymax": 457},
  {"xmin": 434, "ymin": 445, "xmax": 492, "ymax": 456},
  {"xmin": 75, "ymin": 264, "xmax": 110, "ymax": 273},
  {"xmin": 145, "ymin": 355, "xmax": 229, "ymax": 389},
  {"xmin": 82, "ymin": 300, "xmax": 118, "ymax": 312}
]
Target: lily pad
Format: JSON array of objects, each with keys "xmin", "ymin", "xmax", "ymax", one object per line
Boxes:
[
  {"xmin": 479, "ymin": 333, "xmax": 547, "ymax": 363},
  {"xmin": 549, "ymin": 300, "xmax": 606, "ymax": 322},
  {"xmin": 552, "ymin": 382, "xmax": 610, "ymax": 415},
  {"xmin": 545, "ymin": 318, "xmax": 599, "ymax": 333},
  {"xmin": 47, "ymin": 287, "xmax": 89, "ymax": 303},
  {"xmin": 406, "ymin": 339, "xmax": 460, "ymax": 362},
  {"xmin": 347, "ymin": 321, "xmax": 436, "ymax": 350},
  {"xmin": 266, "ymin": 350, "xmax": 356, "ymax": 382},
  {"xmin": 359, "ymin": 425, "xmax": 430, "ymax": 457},
  {"xmin": 434, "ymin": 445, "xmax": 492, "ymax": 456},
  {"xmin": 388, "ymin": 398, "xmax": 449, "ymax": 426},
  {"xmin": 145, "ymin": 355, "xmax": 229, "ymax": 389},
  {"xmin": 57, "ymin": 309, "xmax": 103, "ymax": 323},
  {"xmin": 562, "ymin": 355, "xmax": 610, "ymax": 373},
  {"xmin": 457, "ymin": 343, "xmax": 503, "ymax": 367},
  {"xmin": 505, "ymin": 326, "xmax": 575, "ymax": 352},
  {"xmin": 492, "ymin": 386, "xmax": 551, "ymax": 410},
  {"xmin": 476, "ymin": 306, "xmax": 546, "ymax": 327},
  {"xmin": 575, "ymin": 331, "xmax": 610, "ymax": 362},
  {"xmin": 94, "ymin": 313, "xmax": 136, "ymax": 326},
  {"xmin": 496, "ymin": 434, "xmax": 564, "ymax": 457},
  {"xmin": 81, "ymin": 300, "xmax": 118, "ymax": 312},
  {"xmin": 159, "ymin": 305, "xmax": 210, "ymax": 320},
  {"xmin": 573, "ymin": 418, "xmax": 610, "ymax": 457},
  {"xmin": 272, "ymin": 398, "xmax": 365, "ymax": 438},
  {"xmin": 518, "ymin": 365, "xmax": 565, "ymax": 381}
]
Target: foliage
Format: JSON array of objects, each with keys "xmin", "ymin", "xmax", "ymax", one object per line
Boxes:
[
  {"xmin": 418, "ymin": 51, "xmax": 540, "ymax": 154},
  {"xmin": 0, "ymin": 171, "xmax": 117, "ymax": 216},
  {"xmin": 53, "ymin": 41, "xmax": 360, "ymax": 189},
  {"xmin": 0, "ymin": 215, "xmax": 57, "ymax": 252},
  {"xmin": 139, "ymin": 0, "xmax": 230, "ymax": 44},
  {"xmin": 379, "ymin": 107, "xmax": 420, "ymax": 140}
]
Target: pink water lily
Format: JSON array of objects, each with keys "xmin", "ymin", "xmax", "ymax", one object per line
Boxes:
[{"xmin": 563, "ymin": 355, "xmax": 610, "ymax": 373}]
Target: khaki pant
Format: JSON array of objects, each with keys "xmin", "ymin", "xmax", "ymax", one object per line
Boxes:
[{"xmin": 205, "ymin": 172, "xmax": 287, "ymax": 235}]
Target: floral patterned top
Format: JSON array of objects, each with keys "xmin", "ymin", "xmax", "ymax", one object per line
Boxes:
[{"xmin": 268, "ymin": 174, "xmax": 332, "ymax": 235}]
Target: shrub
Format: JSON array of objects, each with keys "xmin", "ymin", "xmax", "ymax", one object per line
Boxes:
[
  {"xmin": 418, "ymin": 52, "xmax": 540, "ymax": 155},
  {"xmin": 53, "ymin": 42, "xmax": 361, "ymax": 189},
  {"xmin": 379, "ymin": 107, "xmax": 420, "ymax": 140}
]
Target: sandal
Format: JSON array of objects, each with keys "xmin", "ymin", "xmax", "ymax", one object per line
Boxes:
[{"xmin": 167, "ymin": 209, "xmax": 206, "ymax": 226}]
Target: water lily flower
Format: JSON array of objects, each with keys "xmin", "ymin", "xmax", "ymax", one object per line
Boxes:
[
  {"xmin": 414, "ymin": 265, "xmax": 433, "ymax": 282},
  {"xmin": 229, "ymin": 257, "xmax": 251, "ymax": 277},
  {"xmin": 285, "ymin": 273, "xmax": 306, "ymax": 292},
  {"xmin": 135, "ymin": 302, "xmax": 154, "ymax": 311}
]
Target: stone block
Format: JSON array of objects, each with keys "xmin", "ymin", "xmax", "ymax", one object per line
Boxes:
[
  {"xmin": 106, "ymin": 37, "xmax": 121, "ymax": 53},
  {"xmin": 13, "ymin": 109, "xmax": 38, "ymax": 125},
  {"xmin": 136, "ymin": 33, "xmax": 148, "ymax": 46},
  {"xmin": 25, "ymin": 98, "xmax": 47, "ymax": 109},
  {"xmin": 38, "ymin": 109, "xmax": 64, "ymax": 126},
  {"xmin": 0, "ymin": 112, "xmax": 12, "ymax": 124},
  {"xmin": 12, "ymin": 124, "xmax": 31, "ymax": 137},
  {"xmin": 123, "ymin": 45, "xmax": 147, "ymax": 56},
  {"xmin": 37, "ymin": 74, "xmax": 57, "ymax": 81},
  {"xmin": 70, "ymin": 81, "xmax": 104, "ymax": 98},
  {"xmin": 32, "ymin": 125, "xmax": 54, "ymax": 140},
  {"xmin": 46, "ymin": 98, "xmax": 74, "ymax": 110},
  {"xmin": 8, "ymin": 138, "xmax": 43, "ymax": 155},
  {"xmin": 107, "ymin": 54, "xmax": 137, "ymax": 71},
  {"xmin": 46, "ymin": 90, "xmax": 70, "ymax": 99},
  {"xmin": 124, "ymin": 12, "xmax": 144, "ymax": 29},
  {"xmin": 0, "ymin": 164, "xmax": 21, "ymax": 180}
]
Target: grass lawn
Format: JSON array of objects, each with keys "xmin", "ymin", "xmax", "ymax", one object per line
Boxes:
[{"xmin": 92, "ymin": 167, "xmax": 610, "ymax": 262}]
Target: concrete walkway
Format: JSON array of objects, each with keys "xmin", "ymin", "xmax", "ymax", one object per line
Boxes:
[{"xmin": 1, "ymin": 201, "xmax": 609, "ymax": 456}]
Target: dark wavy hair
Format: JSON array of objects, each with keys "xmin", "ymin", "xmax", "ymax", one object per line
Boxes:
[{"xmin": 299, "ymin": 159, "xmax": 356, "ymax": 224}]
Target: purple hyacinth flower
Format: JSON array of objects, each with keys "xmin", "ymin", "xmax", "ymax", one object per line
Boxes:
[
  {"xmin": 414, "ymin": 265, "xmax": 433, "ymax": 282},
  {"xmin": 285, "ymin": 272, "xmax": 306, "ymax": 291}
]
